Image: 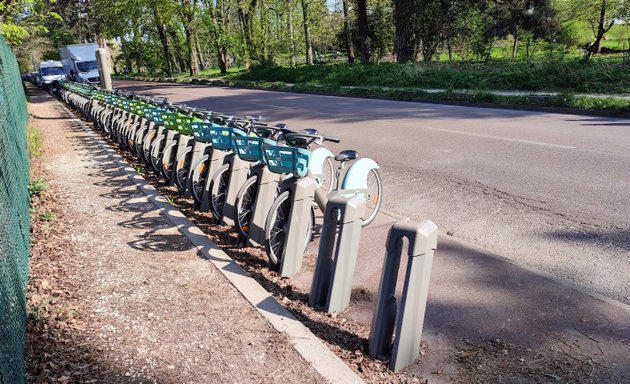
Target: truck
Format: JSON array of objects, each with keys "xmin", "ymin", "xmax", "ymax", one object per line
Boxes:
[
  {"xmin": 37, "ymin": 60, "xmax": 66, "ymax": 89},
  {"xmin": 60, "ymin": 43, "xmax": 100, "ymax": 84}
]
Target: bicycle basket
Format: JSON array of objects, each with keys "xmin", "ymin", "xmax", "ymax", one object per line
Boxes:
[
  {"xmin": 191, "ymin": 122, "xmax": 219, "ymax": 143},
  {"xmin": 262, "ymin": 145, "xmax": 310, "ymax": 177},
  {"xmin": 174, "ymin": 115, "xmax": 195, "ymax": 135},
  {"xmin": 210, "ymin": 127, "xmax": 247, "ymax": 151},
  {"xmin": 234, "ymin": 137, "xmax": 275, "ymax": 163}
]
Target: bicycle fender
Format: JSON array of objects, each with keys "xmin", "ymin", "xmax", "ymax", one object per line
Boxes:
[
  {"xmin": 342, "ymin": 158, "xmax": 379, "ymax": 190},
  {"xmin": 309, "ymin": 147, "xmax": 334, "ymax": 175}
]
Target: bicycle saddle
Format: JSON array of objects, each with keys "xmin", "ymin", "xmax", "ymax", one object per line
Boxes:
[
  {"xmin": 274, "ymin": 123, "xmax": 287, "ymax": 129},
  {"xmin": 335, "ymin": 150, "xmax": 358, "ymax": 162},
  {"xmin": 302, "ymin": 128, "xmax": 319, "ymax": 135}
]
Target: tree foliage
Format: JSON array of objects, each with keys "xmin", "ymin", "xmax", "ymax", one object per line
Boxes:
[{"xmin": 6, "ymin": 0, "xmax": 621, "ymax": 73}]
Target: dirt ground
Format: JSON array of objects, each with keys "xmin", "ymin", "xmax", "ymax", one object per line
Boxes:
[{"xmin": 25, "ymin": 89, "xmax": 326, "ymax": 383}]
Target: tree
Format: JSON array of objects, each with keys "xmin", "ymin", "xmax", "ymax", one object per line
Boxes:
[
  {"xmin": 301, "ymin": 0, "xmax": 314, "ymax": 65},
  {"xmin": 487, "ymin": 0, "xmax": 559, "ymax": 61},
  {"xmin": 0, "ymin": 0, "xmax": 61, "ymax": 46},
  {"xmin": 342, "ymin": 0, "xmax": 355, "ymax": 63},
  {"xmin": 178, "ymin": 0, "xmax": 200, "ymax": 75},
  {"xmin": 356, "ymin": 0, "xmax": 370, "ymax": 63},
  {"xmin": 394, "ymin": 0, "xmax": 415, "ymax": 62}
]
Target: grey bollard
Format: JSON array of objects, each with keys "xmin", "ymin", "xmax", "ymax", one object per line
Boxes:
[
  {"xmin": 221, "ymin": 156, "xmax": 250, "ymax": 226},
  {"xmin": 309, "ymin": 191, "xmax": 366, "ymax": 314},
  {"xmin": 368, "ymin": 218, "xmax": 438, "ymax": 372},
  {"xmin": 247, "ymin": 167, "xmax": 281, "ymax": 247},
  {"xmin": 278, "ymin": 177, "xmax": 316, "ymax": 277},
  {"xmin": 95, "ymin": 48, "xmax": 112, "ymax": 90}
]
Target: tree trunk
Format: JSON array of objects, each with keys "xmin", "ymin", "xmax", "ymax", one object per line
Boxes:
[
  {"xmin": 301, "ymin": 0, "xmax": 313, "ymax": 65},
  {"xmin": 195, "ymin": 32, "xmax": 205, "ymax": 70},
  {"xmin": 185, "ymin": 25, "xmax": 200, "ymax": 76},
  {"xmin": 585, "ymin": 0, "xmax": 615, "ymax": 60},
  {"xmin": 342, "ymin": 0, "xmax": 355, "ymax": 64},
  {"xmin": 209, "ymin": 0, "xmax": 228, "ymax": 73},
  {"xmin": 356, "ymin": 0, "xmax": 370, "ymax": 64},
  {"xmin": 511, "ymin": 28, "xmax": 519, "ymax": 62},
  {"xmin": 152, "ymin": 5, "xmax": 173, "ymax": 76},
  {"xmin": 395, "ymin": 0, "xmax": 415, "ymax": 63},
  {"xmin": 288, "ymin": 6, "xmax": 297, "ymax": 66}
]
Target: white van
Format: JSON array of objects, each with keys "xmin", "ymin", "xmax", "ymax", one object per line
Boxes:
[{"xmin": 38, "ymin": 61, "xmax": 66, "ymax": 89}]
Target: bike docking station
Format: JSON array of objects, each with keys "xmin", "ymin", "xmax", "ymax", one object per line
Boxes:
[
  {"xmin": 213, "ymin": 129, "xmax": 250, "ymax": 226},
  {"xmin": 309, "ymin": 191, "xmax": 366, "ymax": 314},
  {"xmin": 198, "ymin": 127, "xmax": 245, "ymax": 221},
  {"xmin": 165, "ymin": 115, "xmax": 195, "ymax": 186},
  {"xmin": 233, "ymin": 136, "xmax": 280, "ymax": 247},
  {"xmin": 263, "ymin": 145, "xmax": 315, "ymax": 277},
  {"xmin": 184, "ymin": 122, "xmax": 215, "ymax": 198},
  {"xmin": 368, "ymin": 218, "xmax": 437, "ymax": 372},
  {"xmin": 141, "ymin": 109, "xmax": 165, "ymax": 166}
]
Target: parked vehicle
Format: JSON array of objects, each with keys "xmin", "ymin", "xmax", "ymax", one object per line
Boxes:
[
  {"xmin": 60, "ymin": 43, "xmax": 100, "ymax": 84},
  {"xmin": 38, "ymin": 61, "xmax": 66, "ymax": 89}
]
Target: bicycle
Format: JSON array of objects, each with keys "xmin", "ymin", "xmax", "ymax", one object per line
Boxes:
[{"xmin": 263, "ymin": 132, "xmax": 382, "ymax": 270}]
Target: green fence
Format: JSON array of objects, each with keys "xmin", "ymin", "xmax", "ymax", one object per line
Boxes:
[{"xmin": 0, "ymin": 36, "xmax": 30, "ymax": 384}]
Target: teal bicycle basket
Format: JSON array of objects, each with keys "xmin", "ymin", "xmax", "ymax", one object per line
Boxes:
[
  {"xmin": 234, "ymin": 137, "xmax": 276, "ymax": 163},
  {"xmin": 262, "ymin": 145, "xmax": 310, "ymax": 177}
]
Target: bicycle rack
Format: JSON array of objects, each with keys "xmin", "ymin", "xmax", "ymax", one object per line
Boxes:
[
  {"xmin": 309, "ymin": 191, "xmax": 365, "ymax": 313},
  {"xmin": 246, "ymin": 165, "xmax": 281, "ymax": 247},
  {"xmin": 278, "ymin": 177, "xmax": 317, "ymax": 277},
  {"xmin": 368, "ymin": 218, "xmax": 437, "ymax": 372}
]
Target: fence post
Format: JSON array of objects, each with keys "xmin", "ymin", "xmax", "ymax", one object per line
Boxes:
[
  {"xmin": 309, "ymin": 191, "xmax": 365, "ymax": 313},
  {"xmin": 368, "ymin": 218, "xmax": 438, "ymax": 372}
]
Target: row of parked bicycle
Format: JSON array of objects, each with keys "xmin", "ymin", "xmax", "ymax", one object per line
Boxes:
[{"xmin": 59, "ymin": 81, "xmax": 383, "ymax": 272}]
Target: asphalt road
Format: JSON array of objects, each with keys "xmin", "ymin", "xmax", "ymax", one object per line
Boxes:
[{"xmin": 115, "ymin": 80, "xmax": 630, "ymax": 305}]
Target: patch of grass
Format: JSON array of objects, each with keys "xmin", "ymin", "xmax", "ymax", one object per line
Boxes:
[
  {"xmin": 165, "ymin": 196, "xmax": 175, "ymax": 205},
  {"xmin": 27, "ymin": 126, "xmax": 43, "ymax": 159},
  {"xmin": 39, "ymin": 211, "xmax": 55, "ymax": 222},
  {"xmin": 134, "ymin": 165, "xmax": 144, "ymax": 174},
  {"xmin": 228, "ymin": 60, "xmax": 630, "ymax": 94},
  {"xmin": 28, "ymin": 177, "xmax": 48, "ymax": 196}
]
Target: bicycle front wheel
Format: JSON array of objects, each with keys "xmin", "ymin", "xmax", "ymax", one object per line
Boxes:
[
  {"xmin": 174, "ymin": 147, "xmax": 192, "ymax": 193},
  {"xmin": 209, "ymin": 163, "xmax": 231, "ymax": 219},
  {"xmin": 161, "ymin": 142, "xmax": 177, "ymax": 181},
  {"xmin": 235, "ymin": 175, "xmax": 259, "ymax": 238},
  {"xmin": 265, "ymin": 191, "xmax": 291, "ymax": 270},
  {"xmin": 190, "ymin": 155, "xmax": 209, "ymax": 204}
]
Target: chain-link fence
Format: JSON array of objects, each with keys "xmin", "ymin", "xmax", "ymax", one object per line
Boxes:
[{"xmin": 0, "ymin": 35, "xmax": 30, "ymax": 384}]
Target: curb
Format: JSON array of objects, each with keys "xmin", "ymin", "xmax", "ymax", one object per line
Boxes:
[{"xmin": 61, "ymin": 106, "xmax": 365, "ymax": 384}]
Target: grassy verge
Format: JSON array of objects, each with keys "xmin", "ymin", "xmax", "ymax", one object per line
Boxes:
[{"xmin": 116, "ymin": 59, "xmax": 630, "ymax": 114}]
